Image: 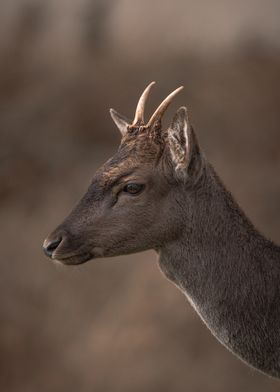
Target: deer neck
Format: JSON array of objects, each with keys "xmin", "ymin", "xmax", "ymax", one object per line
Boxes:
[{"xmin": 158, "ymin": 162, "xmax": 280, "ymax": 377}]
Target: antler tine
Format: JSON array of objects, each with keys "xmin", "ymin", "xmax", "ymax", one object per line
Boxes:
[
  {"xmin": 146, "ymin": 86, "xmax": 184, "ymax": 128},
  {"xmin": 132, "ymin": 81, "xmax": 156, "ymax": 126}
]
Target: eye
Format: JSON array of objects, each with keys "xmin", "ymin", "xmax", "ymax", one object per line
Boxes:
[{"xmin": 123, "ymin": 183, "xmax": 145, "ymax": 195}]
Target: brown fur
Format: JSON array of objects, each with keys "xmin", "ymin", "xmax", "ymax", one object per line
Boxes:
[{"xmin": 43, "ymin": 90, "xmax": 280, "ymax": 378}]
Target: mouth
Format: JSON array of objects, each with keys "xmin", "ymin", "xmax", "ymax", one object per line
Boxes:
[{"xmin": 53, "ymin": 252, "xmax": 93, "ymax": 265}]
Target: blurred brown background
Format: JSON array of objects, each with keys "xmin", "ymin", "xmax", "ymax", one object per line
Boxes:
[{"xmin": 1, "ymin": 1, "xmax": 280, "ymax": 391}]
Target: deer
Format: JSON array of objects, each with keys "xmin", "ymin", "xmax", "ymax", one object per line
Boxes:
[{"xmin": 43, "ymin": 82, "xmax": 280, "ymax": 378}]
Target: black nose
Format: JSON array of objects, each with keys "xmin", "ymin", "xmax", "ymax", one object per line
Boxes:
[{"xmin": 43, "ymin": 237, "xmax": 62, "ymax": 258}]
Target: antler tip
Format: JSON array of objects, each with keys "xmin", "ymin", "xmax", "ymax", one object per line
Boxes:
[
  {"xmin": 109, "ymin": 108, "xmax": 116, "ymax": 118},
  {"xmin": 132, "ymin": 81, "xmax": 156, "ymax": 126},
  {"xmin": 146, "ymin": 85, "xmax": 185, "ymax": 127}
]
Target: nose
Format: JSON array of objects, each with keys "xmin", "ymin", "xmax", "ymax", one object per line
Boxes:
[{"xmin": 43, "ymin": 237, "xmax": 62, "ymax": 258}]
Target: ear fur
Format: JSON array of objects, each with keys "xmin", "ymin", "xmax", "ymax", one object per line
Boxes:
[
  {"xmin": 110, "ymin": 108, "xmax": 131, "ymax": 136},
  {"xmin": 168, "ymin": 106, "xmax": 192, "ymax": 177}
]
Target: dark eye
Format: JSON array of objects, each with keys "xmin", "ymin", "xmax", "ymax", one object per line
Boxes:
[{"xmin": 123, "ymin": 183, "xmax": 145, "ymax": 195}]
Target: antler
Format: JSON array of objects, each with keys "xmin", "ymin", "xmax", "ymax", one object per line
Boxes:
[
  {"xmin": 131, "ymin": 81, "xmax": 155, "ymax": 126},
  {"xmin": 146, "ymin": 86, "xmax": 184, "ymax": 128},
  {"xmin": 110, "ymin": 82, "xmax": 184, "ymax": 136}
]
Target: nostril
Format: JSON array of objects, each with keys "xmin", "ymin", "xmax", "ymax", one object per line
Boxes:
[{"xmin": 43, "ymin": 237, "xmax": 62, "ymax": 258}]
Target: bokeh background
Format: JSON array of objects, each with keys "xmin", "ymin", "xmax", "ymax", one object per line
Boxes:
[{"xmin": 1, "ymin": 1, "xmax": 280, "ymax": 391}]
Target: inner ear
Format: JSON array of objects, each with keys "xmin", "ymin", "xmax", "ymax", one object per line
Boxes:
[{"xmin": 168, "ymin": 106, "xmax": 191, "ymax": 173}]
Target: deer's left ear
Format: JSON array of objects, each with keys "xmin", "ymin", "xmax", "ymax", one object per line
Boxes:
[{"xmin": 167, "ymin": 106, "xmax": 192, "ymax": 175}]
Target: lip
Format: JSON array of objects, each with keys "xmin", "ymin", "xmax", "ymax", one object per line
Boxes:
[{"xmin": 53, "ymin": 252, "xmax": 93, "ymax": 265}]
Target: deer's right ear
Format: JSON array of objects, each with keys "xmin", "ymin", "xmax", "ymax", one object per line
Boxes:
[
  {"xmin": 167, "ymin": 106, "xmax": 193, "ymax": 177},
  {"xmin": 110, "ymin": 109, "xmax": 130, "ymax": 137}
]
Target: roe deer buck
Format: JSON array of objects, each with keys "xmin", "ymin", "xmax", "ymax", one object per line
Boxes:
[{"xmin": 43, "ymin": 82, "xmax": 280, "ymax": 377}]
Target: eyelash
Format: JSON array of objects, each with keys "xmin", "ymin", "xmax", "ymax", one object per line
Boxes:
[{"xmin": 122, "ymin": 183, "xmax": 145, "ymax": 195}]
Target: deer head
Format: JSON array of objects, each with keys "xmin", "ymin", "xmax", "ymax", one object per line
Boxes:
[{"xmin": 43, "ymin": 82, "xmax": 203, "ymax": 265}]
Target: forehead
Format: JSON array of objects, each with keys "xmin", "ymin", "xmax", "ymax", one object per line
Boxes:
[{"xmin": 98, "ymin": 132, "xmax": 164, "ymax": 183}]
